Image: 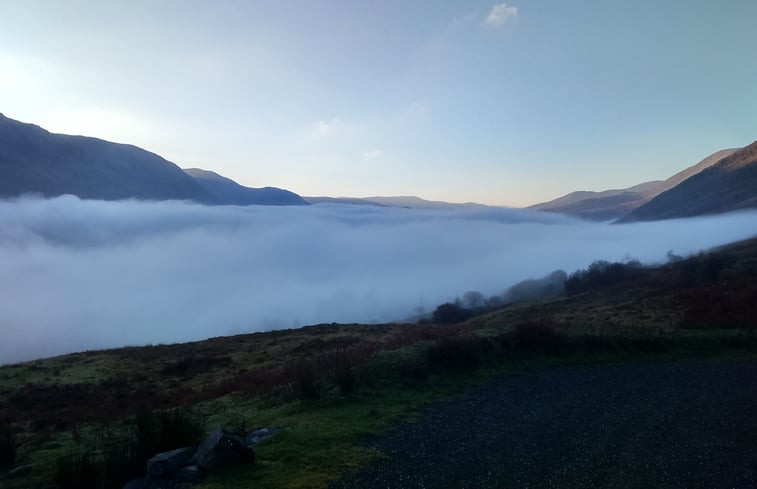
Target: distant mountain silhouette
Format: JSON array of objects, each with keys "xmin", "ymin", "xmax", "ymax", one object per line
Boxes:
[
  {"xmin": 0, "ymin": 113, "xmax": 212, "ymax": 202},
  {"xmin": 620, "ymin": 142, "xmax": 757, "ymax": 222},
  {"xmin": 531, "ymin": 149, "xmax": 736, "ymax": 221},
  {"xmin": 184, "ymin": 168, "xmax": 307, "ymax": 206},
  {"xmin": 0, "ymin": 113, "xmax": 307, "ymax": 206},
  {"xmin": 304, "ymin": 195, "xmax": 489, "ymax": 210},
  {"xmin": 304, "ymin": 196, "xmax": 388, "ymax": 207}
]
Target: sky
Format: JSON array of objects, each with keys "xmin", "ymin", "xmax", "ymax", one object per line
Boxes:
[{"xmin": 0, "ymin": 0, "xmax": 756, "ymax": 206}]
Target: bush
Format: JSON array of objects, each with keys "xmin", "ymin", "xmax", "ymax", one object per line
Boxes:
[
  {"xmin": 396, "ymin": 355, "xmax": 429, "ymax": 382},
  {"xmin": 432, "ymin": 303, "xmax": 475, "ymax": 324},
  {"xmin": 55, "ymin": 453, "xmax": 97, "ymax": 489},
  {"xmin": 289, "ymin": 359, "xmax": 320, "ymax": 400},
  {"xmin": 427, "ymin": 335, "xmax": 483, "ymax": 371},
  {"xmin": 53, "ymin": 408, "xmax": 204, "ymax": 489},
  {"xmin": 322, "ymin": 349, "xmax": 364, "ymax": 396},
  {"xmin": 161, "ymin": 355, "xmax": 232, "ymax": 378},
  {"xmin": 565, "ymin": 260, "xmax": 641, "ymax": 294},
  {"xmin": 0, "ymin": 423, "xmax": 16, "ymax": 468},
  {"xmin": 511, "ymin": 321, "xmax": 567, "ymax": 353},
  {"xmin": 334, "ymin": 364, "xmax": 357, "ymax": 395},
  {"xmin": 133, "ymin": 407, "xmax": 204, "ymax": 459}
]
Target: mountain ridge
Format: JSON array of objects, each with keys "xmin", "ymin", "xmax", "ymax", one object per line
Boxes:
[
  {"xmin": 0, "ymin": 113, "xmax": 306, "ymax": 206},
  {"xmin": 0, "ymin": 112, "xmax": 213, "ymax": 202},
  {"xmin": 620, "ymin": 142, "xmax": 757, "ymax": 222},
  {"xmin": 531, "ymin": 148, "xmax": 738, "ymax": 221},
  {"xmin": 184, "ymin": 168, "xmax": 308, "ymax": 206}
]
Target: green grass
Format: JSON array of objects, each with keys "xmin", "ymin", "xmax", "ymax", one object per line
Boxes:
[
  {"xmin": 196, "ymin": 368, "xmax": 516, "ymax": 488},
  {"xmin": 5, "ymin": 328, "xmax": 757, "ymax": 489},
  {"xmin": 177, "ymin": 335, "xmax": 757, "ymax": 488}
]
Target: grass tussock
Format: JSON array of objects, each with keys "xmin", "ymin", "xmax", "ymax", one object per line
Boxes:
[
  {"xmin": 48, "ymin": 407, "xmax": 204, "ymax": 489},
  {"xmin": 0, "ymin": 422, "xmax": 16, "ymax": 469}
]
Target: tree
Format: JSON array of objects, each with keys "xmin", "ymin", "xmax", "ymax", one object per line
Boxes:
[
  {"xmin": 462, "ymin": 290, "xmax": 486, "ymax": 309},
  {"xmin": 432, "ymin": 303, "xmax": 474, "ymax": 324}
]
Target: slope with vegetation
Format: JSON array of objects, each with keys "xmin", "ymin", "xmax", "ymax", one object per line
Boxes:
[
  {"xmin": 621, "ymin": 142, "xmax": 757, "ymax": 222},
  {"xmin": 184, "ymin": 168, "xmax": 308, "ymax": 206},
  {"xmin": 530, "ymin": 148, "xmax": 737, "ymax": 221},
  {"xmin": 0, "ymin": 114, "xmax": 211, "ymax": 203},
  {"xmin": 1, "ymin": 238, "xmax": 757, "ymax": 488},
  {"xmin": 0, "ymin": 113, "xmax": 306, "ymax": 206}
]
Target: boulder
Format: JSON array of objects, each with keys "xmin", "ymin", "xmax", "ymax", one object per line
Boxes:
[
  {"xmin": 248, "ymin": 427, "xmax": 278, "ymax": 444},
  {"xmin": 146, "ymin": 447, "xmax": 195, "ymax": 479},
  {"xmin": 175, "ymin": 464, "xmax": 206, "ymax": 482},
  {"xmin": 123, "ymin": 477, "xmax": 192, "ymax": 489},
  {"xmin": 122, "ymin": 478, "xmax": 150, "ymax": 489},
  {"xmin": 193, "ymin": 427, "xmax": 254, "ymax": 471}
]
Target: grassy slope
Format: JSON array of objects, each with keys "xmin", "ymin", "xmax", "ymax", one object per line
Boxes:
[{"xmin": 2, "ymin": 238, "xmax": 757, "ymax": 488}]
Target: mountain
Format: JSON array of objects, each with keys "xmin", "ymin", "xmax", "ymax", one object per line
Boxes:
[
  {"xmin": 529, "ymin": 181, "xmax": 664, "ymax": 221},
  {"xmin": 363, "ymin": 196, "xmax": 486, "ymax": 210},
  {"xmin": 620, "ymin": 142, "xmax": 757, "ymax": 222},
  {"xmin": 530, "ymin": 148, "xmax": 736, "ymax": 221},
  {"xmin": 0, "ymin": 113, "xmax": 212, "ymax": 202},
  {"xmin": 304, "ymin": 196, "xmax": 388, "ymax": 207},
  {"xmin": 184, "ymin": 168, "xmax": 308, "ymax": 206},
  {"xmin": 305, "ymin": 195, "xmax": 489, "ymax": 210}
]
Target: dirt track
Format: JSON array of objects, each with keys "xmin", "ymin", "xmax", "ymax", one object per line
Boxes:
[{"xmin": 332, "ymin": 357, "xmax": 757, "ymax": 489}]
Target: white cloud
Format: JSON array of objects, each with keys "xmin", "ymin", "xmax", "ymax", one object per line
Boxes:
[
  {"xmin": 2, "ymin": 196, "xmax": 757, "ymax": 364},
  {"xmin": 310, "ymin": 117, "xmax": 343, "ymax": 138},
  {"xmin": 485, "ymin": 3, "xmax": 518, "ymax": 27},
  {"xmin": 362, "ymin": 149, "xmax": 383, "ymax": 159}
]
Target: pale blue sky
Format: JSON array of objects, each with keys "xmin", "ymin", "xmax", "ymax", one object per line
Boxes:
[{"xmin": 1, "ymin": 0, "xmax": 755, "ymax": 206}]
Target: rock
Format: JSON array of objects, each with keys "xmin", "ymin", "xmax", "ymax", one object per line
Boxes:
[
  {"xmin": 193, "ymin": 427, "xmax": 254, "ymax": 471},
  {"xmin": 122, "ymin": 478, "xmax": 150, "ymax": 489},
  {"xmin": 123, "ymin": 477, "xmax": 192, "ymax": 489},
  {"xmin": 248, "ymin": 427, "xmax": 279, "ymax": 444},
  {"xmin": 146, "ymin": 447, "xmax": 195, "ymax": 479},
  {"xmin": 175, "ymin": 464, "xmax": 206, "ymax": 482}
]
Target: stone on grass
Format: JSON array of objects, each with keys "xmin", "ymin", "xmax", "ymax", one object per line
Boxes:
[
  {"xmin": 193, "ymin": 427, "xmax": 254, "ymax": 471},
  {"xmin": 146, "ymin": 447, "xmax": 195, "ymax": 479},
  {"xmin": 175, "ymin": 464, "xmax": 206, "ymax": 482},
  {"xmin": 122, "ymin": 478, "xmax": 150, "ymax": 489},
  {"xmin": 248, "ymin": 427, "xmax": 279, "ymax": 444}
]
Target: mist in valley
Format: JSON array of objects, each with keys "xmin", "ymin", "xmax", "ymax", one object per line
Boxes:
[{"xmin": 1, "ymin": 195, "xmax": 756, "ymax": 365}]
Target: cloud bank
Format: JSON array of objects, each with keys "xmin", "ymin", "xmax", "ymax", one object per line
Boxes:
[{"xmin": 1, "ymin": 196, "xmax": 756, "ymax": 364}]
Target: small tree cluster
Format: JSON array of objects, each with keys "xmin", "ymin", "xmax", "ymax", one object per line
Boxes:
[
  {"xmin": 565, "ymin": 260, "xmax": 641, "ymax": 294},
  {"xmin": 432, "ymin": 303, "xmax": 475, "ymax": 324}
]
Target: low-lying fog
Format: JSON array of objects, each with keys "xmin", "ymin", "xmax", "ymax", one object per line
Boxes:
[{"xmin": 1, "ymin": 196, "xmax": 756, "ymax": 365}]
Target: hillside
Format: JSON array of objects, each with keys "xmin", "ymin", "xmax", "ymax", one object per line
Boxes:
[
  {"xmin": 0, "ymin": 113, "xmax": 212, "ymax": 202},
  {"xmin": 529, "ymin": 182, "xmax": 662, "ymax": 221},
  {"xmin": 621, "ymin": 142, "xmax": 757, "ymax": 222},
  {"xmin": 531, "ymin": 148, "xmax": 736, "ymax": 221},
  {"xmin": 184, "ymin": 168, "xmax": 308, "ymax": 206}
]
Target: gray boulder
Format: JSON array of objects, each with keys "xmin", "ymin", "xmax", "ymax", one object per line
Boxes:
[
  {"xmin": 248, "ymin": 427, "xmax": 279, "ymax": 444},
  {"xmin": 193, "ymin": 427, "xmax": 254, "ymax": 471},
  {"xmin": 123, "ymin": 476, "xmax": 192, "ymax": 489},
  {"xmin": 175, "ymin": 464, "xmax": 206, "ymax": 482},
  {"xmin": 122, "ymin": 478, "xmax": 150, "ymax": 489},
  {"xmin": 146, "ymin": 447, "xmax": 195, "ymax": 479}
]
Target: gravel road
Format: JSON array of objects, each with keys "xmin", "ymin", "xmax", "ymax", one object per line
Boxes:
[{"xmin": 331, "ymin": 357, "xmax": 757, "ymax": 489}]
